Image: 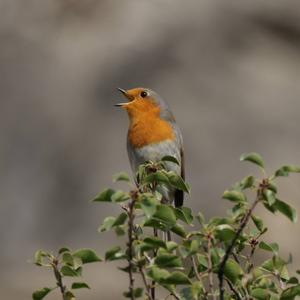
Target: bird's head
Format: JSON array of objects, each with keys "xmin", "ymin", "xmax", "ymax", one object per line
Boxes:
[{"xmin": 115, "ymin": 87, "xmax": 174, "ymax": 122}]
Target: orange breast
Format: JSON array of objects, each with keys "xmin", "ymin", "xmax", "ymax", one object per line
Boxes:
[
  {"xmin": 125, "ymin": 97, "xmax": 175, "ymax": 148},
  {"xmin": 128, "ymin": 115, "xmax": 175, "ymax": 148}
]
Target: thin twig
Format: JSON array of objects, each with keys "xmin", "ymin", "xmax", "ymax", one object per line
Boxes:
[
  {"xmin": 225, "ymin": 278, "xmax": 242, "ymax": 300},
  {"xmin": 191, "ymin": 255, "xmax": 202, "ymax": 281},
  {"xmin": 138, "ymin": 265, "xmax": 153, "ymax": 300},
  {"xmin": 151, "ymin": 227, "xmax": 158, "ymax": 300},
  {"xmin": 127, "ymin": 197, "xmax": 137, "ymax": 300},
  {"xmin": 275, "ymin": 271, "xmax": 286, "ymax": 290},
  {"xmin": 218, "ymin": 187, "xmax": 262, "ymax": 300},
  {"xmin": 246, "ymin": 243, "xmax": 257, "ymax": 273},
  {"xmin": 52, "ymin": 259, "xmax": 67, "ymax": 300},
  {"xmin": 207, "ymin": 235, "xmax": 216, "ymax": 300},
  {"xmin": 232, "ymin": 252, "xmax": 240, "ymax": 265},
  {"xmin": 246, "ymin": 230, "xmax": 265, "ymax": 273},
  {"xmin": 170, "ymin": 291, "xmax": 181, "ymax": 300},
  {"xmin": 151, "ymin": 178, "xmax": 158, "ymax": 300}
]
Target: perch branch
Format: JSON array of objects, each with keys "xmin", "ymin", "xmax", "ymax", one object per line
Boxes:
[{"xmin": 218, "ymin": 183, "xmax": 264, "ymax": 300}]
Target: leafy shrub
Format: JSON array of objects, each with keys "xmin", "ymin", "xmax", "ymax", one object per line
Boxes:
[{"xmin": 33, "ymin": 153, "xmax": 300, "ymax": 300}]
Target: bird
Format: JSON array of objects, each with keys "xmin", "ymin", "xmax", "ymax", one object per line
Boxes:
[{"xmin": 115, "ymin": 87, "xmax": 185, "ymax": 208}]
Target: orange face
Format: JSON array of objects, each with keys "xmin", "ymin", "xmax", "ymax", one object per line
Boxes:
[
  {"xmin": 118, "ymin": 88, "xmax": 160, "ymax": 120},
  {"xmin": 117, "ymin": 87, "xmax": 175, "ymax": 148}
]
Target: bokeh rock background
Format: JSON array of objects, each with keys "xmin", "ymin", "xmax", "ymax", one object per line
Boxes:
[{"xmin": 1, "ymin": 0, "xmax": 300, "ymax": 299}]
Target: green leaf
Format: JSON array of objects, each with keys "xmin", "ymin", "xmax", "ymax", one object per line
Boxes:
[
  {"xmin": 124, "ymin": 288, "xmax": 144, "ymax": 298},
  {"xmin": 134, "ymin": 288, "xmax": 143, "ymax": 298},
  {"xmin": 275, "ymin": 165, "xmax": 300, "ymax": 177},
  {"xmin": 154, "ymin": 254, "xmax": 183, "ymax": 268},
  {"xmin": 65, "ymin": 291, "xmax": 75, "ymax": 300},
  {"xmin": 148, "ymin": 266, "xmax": 170, "ymax": 282},
  {"xmin": 166, "ymin": 241, "xmax": 178, "ymax": 252},
  {"xmin": 98, "ymin": 216, "xmax": 116, "ymax": 232},
  {"xmin": 251, "ymin": 288, "xmax": 270, "ymax": 300},
  {"xmin": 197, "ymin": 254, "xmax": 208, "ymax": 268},
  {"xmin": 137, "ymin": 164, "xmax": 146, "ymax": 183},
  {"xmin": 152, "ymin": 205, "xmax": 177, "ymax": 228},
  {"xmin": 34, "ymin": 250, "xmax": 48, "ymax": 266},
  {"xmin": 180, "ymin": 282, "xmax": 204, "ymax": 300},
  {"xmin": 251, "ymin": 215, "xmax": 264, "ymax": 232},
  {"xmin": 280, "ymin": 285, "xmax": 300, "ymax": 300},
  {"xmin": 276, "ymin": 256, "xmax": 287, "ymax": 270},
  {"xmin": 71, "ymin": 282, "xmax": 90, "ymax": 289},
  {"xmin": 174, "ymin": 207, "xmax": 193, "ymax": 224},
  {"xmin": 113, "ymin": 172, "xmax": 130, "ymax": 182},
  {"xmin": 138, "ymin": 243, "xmax": 158, "ymax": 253},
  {"xmin": 99, "ymin": 213, "xmax": 127, "ymax": 232},
  {"xmin": 211, "ymin": 247, "xmax": 223, "ymax": 267},
  {"xmin": 58, "ymin": 247, "xmax": 70, "ymax": 254},
  {"xmin": 73, "ymin": 256, "xmax": 83, "ymax": 269},
  {"xmin": 32, "ymin": 288, "xmax": 52, "ymax": 300},
  {"xmin": 263, "ymin": 201, "xmax": 278, "ymax": 214},
  {"xmin": 111, "ymin": 190, "xmax": 130, "ymax": 202},
  {"xmin": 140, "ymin": 195, "xmax": 158, "ymax": 219},
  {"xmin": 224, "ymin": 259, "xmax": 243, "ymax": 284},
  {"xmin": 223, "ymin": 190, "xmax": 246, "ymax": 202},
  {"xmin": 180, "ymin": 287, "xmax": 193, "ymax": 300},
  {"xmin": 144, "ymin": 237, "xmax": 167, "ymax": 249},
  {"xmin": 252, "ymin": 267, "xmax": 264, "ymax": 279},
  {"xmin": 240, "ymin": 152, "xmax": 264, "ymax": 168},
  {"xmin": 143, "ymin": 219, "xmax": 168, "ymax": 230},
  {"xmin": 230, "ymin": 204, "xmax": 247, "ymax": 219},
  {"xmin": 263, "ymin": 189, "xmax": 276, "ymax": 206},
  {"xmin": 215, "ymin": 224, "xmax": 236, "ymax": 241},
  {"xmin": 259, "ymin": 241, "xmax": 279, "ymax": 254},
  {"xmin": 287, "ymin": 277, "xmax": 299, "ymax": 284},
  {"xmin": 171, "ymin": 224, "xmax": 187, "ymax": 238},
  {"xmin": 209, "ymin": 217, "xmax": 232, "ymax": 226},
  {"xmin": 273, "ymin": 199, "xmax": 297, "ymax": 223},
  {"xmin": 161, "ymin": 271, "xmax": 191, "ymax": 285},
  {"xmin": 93, "ymin": 188, "xmax": 115, "ymax": 202},
  {"xmin": 144, "ymin": 171, "xmax": 170, "ymax": 185},
  {"xmin": 113, "ymin": 212, "xmax": 128, "ymax": 226},
  {"xmin": 61, "ymin": 266, "xmax": 79, "ymax": 277},
  {"xmin": 105, "ymin": 246, "xmax": 126, "ymax": 261},
  {"xmin": 260, "ymin": 259, "xmax": 274, "ymax": 272},
  {"xmin": 196, "ymin": 212, "xmax": 205, "ymax": 225},
  {"xmin": 62, "ymin": 252, "xmax": 74, "ymax": 266},
  {"xmin": 281, "ymin": 265, "xmax": 290, "ymax": 281},
  {"xmin": 73, "ymin": 248, "xmax": 102, "ymax": 264},
  {"xmin": 165, "ymin": 171, "xmax": 190, "ymax": 193},
  {"xmin": 114, "ymin": 226, "xmax": 126, "ymax": 236},
  {"xmin": 260, "ymin": 256, "xmax": 287, "ymax": 273},
  {"xmin": 161, "ymin": 155, "xmax": 180, "ymax": 165},
  {"xmin": 189, "ymin": 240, "xmax": 200, "ymax": 254},
  {"xmin": 240, "ymin": 175, "xmax": 255, "ymax": 190},
  {"xmin": 268, "ymin": 182, "xmax": 278, "ymax": 193}
]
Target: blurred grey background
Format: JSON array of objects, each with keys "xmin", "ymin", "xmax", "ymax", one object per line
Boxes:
[{"xmin": 1, "ymin": 0, "xmax": 300, "ymax": 299}]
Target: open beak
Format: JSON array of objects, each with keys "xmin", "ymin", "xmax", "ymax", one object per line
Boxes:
[{"xmin": 114, "ymin": 88, "xmax": 134, "ymax": 107}]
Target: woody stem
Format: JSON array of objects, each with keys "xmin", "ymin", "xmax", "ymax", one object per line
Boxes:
[
  {"xmin": 52, "ymin": 259, "xmax": 67, "ymax": 300},
  {"xmin": 218, "ymin": 187, "xmax": 262, "ymax": 300},
  {"xmin": 127, "ymin": 197, "xmax": 136, "ymax": 300}
]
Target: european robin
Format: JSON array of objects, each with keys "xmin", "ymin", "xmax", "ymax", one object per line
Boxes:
[{"xmin": 115, "ymin": 87, "xmax": 185, "ymax": 207}]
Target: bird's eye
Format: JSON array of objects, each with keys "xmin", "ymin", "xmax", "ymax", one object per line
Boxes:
[{"xmin": 140, "ymin": 91, "xmax": 148, "ymax": 98}]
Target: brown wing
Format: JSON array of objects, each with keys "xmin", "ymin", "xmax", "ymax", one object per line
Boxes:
[{"xmin": 174, "ymin": 147, "xmax": 185, "ymax": 207}]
